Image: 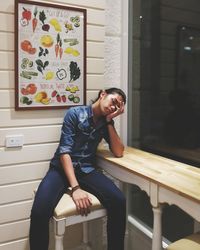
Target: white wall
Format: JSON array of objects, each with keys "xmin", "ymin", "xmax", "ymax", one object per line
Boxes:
[
  {"xmin": 0, "ymin": 0, "xmax": 106, "ymax": 249},
  {"xmin": 0, "ymin": 0, "xmax": 129, "ymax": 249}
]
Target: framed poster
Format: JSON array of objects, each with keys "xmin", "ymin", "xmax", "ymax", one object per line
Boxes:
[{"xmin": 15, "ymin": 0, "xmax": 86, "ymax": 110}]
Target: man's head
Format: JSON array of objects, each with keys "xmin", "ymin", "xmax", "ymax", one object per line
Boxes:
[{"xmin": 94, "ymin": 88, "xmax": 126, "ymax": 117}]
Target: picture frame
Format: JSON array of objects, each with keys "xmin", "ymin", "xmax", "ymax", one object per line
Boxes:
[{"xmin": 15, "ymin": 0, "xmax": 86, "ymax": 110}]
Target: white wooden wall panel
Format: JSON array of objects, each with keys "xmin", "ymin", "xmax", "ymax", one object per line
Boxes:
[
  {"xmin": 0, "ymin": 52, "xmax": 14, "ymax": 70},
  {"xmin": 0, "ymin": 239, "xmax": 28, "ymax": 250},
  {"xmin": 0, "ymin": 220, "xmax": 30, "ymax": 242},
  {"xmin": 0, "ymin": 71, "xmax": 14, "ymax": 89},
  {"xmin": 0, "ymin": 181, "xmax": 39, "ymax": 205},
  {"xmin": 0, "ymin": 0, "xmax": 106, "ymax": 249},
  {"xmin": 0, "ymin": 14, "xmax": 13, "ymax": 32},
  {"xmin": 0, "ymin": 162, "xmax": 49, "ymax": 185},
  {"xmin": 1, "ymin": 143, "xmax": 58, "ymax": 166},
  {"xmin": 87, "ymin": 25, "xmax": 105, "ymax": 41},
  {"xmin": 87, "ymin": 58, "xmax": 104, "ymax": 73},
  {"xmin": 0, "ymin": 125, "xmax": 61, "ymax": 146},
  {"xmin": 0, "ymin": 33, "xmax": 14, "ymax": 51},
  {"xmin": 0, "ymin": 110, "xmax": 65, "ymax": 128},
  {"xmin": 0, "ymin": 201, "xmax": 32, "ymax": 224},
  {"xmin": 87, "ymin": 75, "xmax": 104, "ymax": 89}
]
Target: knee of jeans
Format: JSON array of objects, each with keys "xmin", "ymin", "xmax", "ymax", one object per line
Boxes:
[
  {"xmin": 30, "ymin": 204, "xmax": 52, "ymax": 222},
  {"xmin": 110, "ymin": 192, "xmax": 126, "ymax": 211}
]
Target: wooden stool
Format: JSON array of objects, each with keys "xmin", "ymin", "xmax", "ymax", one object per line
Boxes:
[
  {"xmin": 166, "ymin": 232, "xmax": 200, "ymax": 250},
  {"xmin": 52, "ymin": 191, "xmax": 107, "ymax": 250}
]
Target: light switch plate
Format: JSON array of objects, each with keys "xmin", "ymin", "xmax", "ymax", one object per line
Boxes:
[{"xmin": 6, "ymin": 135, "xmax": 24, "ymax": 148}]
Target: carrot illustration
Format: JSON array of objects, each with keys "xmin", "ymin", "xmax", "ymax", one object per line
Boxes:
[
  {"xmin": 59, "ymin": 40, "xmax": 63, "ymax": 59},
  {"xmin": 55, "ymin": 44, "xmax": 59, "ymax": 58},
  {"xmin": 32, "ymin": 7, "xmax": 38, "ymax": 32},
  {"xmin": 55, "ymin": 33, "xmax": 60, "ymax": 58}
]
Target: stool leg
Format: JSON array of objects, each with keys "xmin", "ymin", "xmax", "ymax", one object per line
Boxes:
[
  {"xmin": 53, "ymin": 218, "xmax": 65, "ymax": 250},
  {"xmin": 83, "ymin": 222, "xmax": 91, "ymax": 250}
]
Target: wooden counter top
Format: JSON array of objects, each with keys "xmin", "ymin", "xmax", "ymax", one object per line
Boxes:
[{"xmin": 97, "ymin": 146, "xmax": 200, "ymax": 204}]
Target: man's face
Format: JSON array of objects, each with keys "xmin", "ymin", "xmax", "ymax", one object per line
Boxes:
[{"xmin": 100, "ymin": 92, "xmax": 124, "ymax": 116}]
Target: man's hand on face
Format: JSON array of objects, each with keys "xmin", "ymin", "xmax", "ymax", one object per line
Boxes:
[{"xmin": 106, "ymin": 100, "xmax": 125, "ymax": 122}]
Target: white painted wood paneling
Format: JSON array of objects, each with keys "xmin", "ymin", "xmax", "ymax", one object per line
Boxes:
[
  {"xmin": 0, "ymin": 238, "xmax": 28, "ymax": 250},
  {"xmin": 87, "ymin": 42, "xmax": 104, "ymax": 58},
  {"xmin": 0, "ymin": 0, "xmax": 106, "ymax": 249},
  {"xmin": 0, "ymin": 220, "xmax": 30, "ymax": 243},
  {"xmin": 87, "ymin": 25, "xmax": 105, "ymax": 41},
  {"xmin": 0, "ymin": 125, "xmax": 61, "ymax": 146},
  {"xmin": 0, "ymin": 33, "xmax": 14, "ymax": 51},
  {"xmin": 0, "ymin": 201, "xmax": 32, "ymax": 224},
  {"xmin": 0, "ymin": 162, "xmax": 49, "ymax": 185},
  {"xmin": 0, "ymin": 52, "xmax": 14, "ymax": 70},
  {"xmin": 0, "ymin": 71, "xmax": 14, "ymax": 90},
  {"xmin": 0, "ymin": 181, "xmax": 39, "ymax": 205},
  {"xmin": 87, "ymin": 74, "xmax": 104, "ymax": 89},
  {"xmin": 87, "ymin": 58, "xmax": 104, "ymax": 73},
  {"xmin": 0, "ymin": 109, "xmax": 65, "ymax": 128},
  {"xmin": 1, "ymin": 143, "xmax": 58, "ymax": 166},
  {"xmin": 0, "ymin": 14, "xmax": 14, "ymax": 32}
]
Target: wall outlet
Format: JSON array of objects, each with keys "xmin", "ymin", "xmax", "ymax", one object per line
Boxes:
[{"xmin": 6, "ymin": 135, "xmax": 24, "ymax": 148}]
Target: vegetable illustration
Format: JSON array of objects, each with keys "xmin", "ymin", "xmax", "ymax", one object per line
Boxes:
[
  {"xmin": 38, "ymin": 47, "xmax": 49, "ymax": 57},
  {"xmin": 67, "ymin": 94, "xmax": 80, "ymax": 103},
  {"xmin": 56, "ymin": 68, "xmax": 67, "ymax": 80},
  {"xmin": 49, "ymin": 18, "xmax": 62, "ymax": 32},
  {"xmin": 66, "ymin": 85, "xmax": 79, "ymax": 93},
  {"xmin": 21, "ymin": 83, "xmax": 37, "ymax": 95},
  {"xmin": 61, "ymin": 95, "xmax": 66, "ymax": 102},
  {"xmin": 64, "ymin": 38, "xmax": 79, "ymax": 46},
  {"xmin": 40, "ymin": 35, "xmax": 54, "ymax": 47},
  {"xmin": 69, "ymin": 61, "xmax": 80, "ymax": 82},
  {"xmin": 56, "ymin": 94, "xmax": 61, "ymax": 102},
  {"xmin": 64, "ymin": 47, "xmax": 80, "ymax": 57},
  {"xmin": 21, "ymin": 40, "xmax": 36, "ymax": 54},
  {"xmin": 20, "ymin": 96, "xmax": 32, "ymax": 105},
  {"xmin": 35, "ymin": 59, "xmax": 49, "ymax": 74},
  {"xmin": 51, "ymin": 90, "xmax": 58, "ymax": 97},
  {"xmin": 64, "ymin": 22, "xmax": 73, "ymax": 33},
  {"xmin": 73, "ymin": 96, "xmax": 80, "ymax": 103},
  {"xmin": 55, "ymin": 33, "xmax": 63, "ymax": 59},
  {"xmin": 22, "ymin": 7, "xmax": 31, "ymax": 21},
  {"xmin": 32, "ymin": 7, "xmax": 38, "ymax": 32},
  {"xmin": 70, "ymin": 16, "xmax": 80, "ymax": 28},
  {"xmin": 34, "ymin": 91, "xmax": 50, "ymax": 104},
  {"xmin": 39, "ymin": 10, "xmax": 50, "ymax": 31},
  {"xmin": 59, "ymin": 40, "xmax": 63, "ymax": 59},
  {"xmin": 45, "ymin": 71, "xmax": 54, "ymax": 80},
  {"xmin": 20, "ymin": 71, "xmax": 38, "ymax": 79},
  {"xmin": 21, "ymin": 58, "xmax": 34, "ymax": 70}
]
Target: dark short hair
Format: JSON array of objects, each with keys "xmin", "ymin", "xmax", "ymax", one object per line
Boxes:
[{"xmin": 94, "ymin": 87, "xmax": 127, "ymax": 104}]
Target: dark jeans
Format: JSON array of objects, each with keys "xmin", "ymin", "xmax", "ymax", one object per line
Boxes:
[{"xmin": 29, "ymin": 165, "xmax": 126, "ymax": 250}]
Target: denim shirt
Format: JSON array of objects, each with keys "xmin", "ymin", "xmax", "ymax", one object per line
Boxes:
[{"xmin": 50, "ymin": 105, "xmax": 111, "ymax": 173}]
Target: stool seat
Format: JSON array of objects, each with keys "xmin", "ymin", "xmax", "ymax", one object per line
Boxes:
[
  {"xmin": 54, "ymin": 191, "xmax": 103, "ymax": 219},
  {"xmin": 167, "ymin": 232, "xmax": 200, "ymax": 250}
]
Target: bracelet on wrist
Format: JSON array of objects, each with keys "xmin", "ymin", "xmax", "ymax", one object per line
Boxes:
[
  {"xmin": 107, "ymin": 119, "xmax": 114, "ymax": 126},
  {"xmin": 71, "ymin": 185, "xmax": 80, "ymax": 194}
]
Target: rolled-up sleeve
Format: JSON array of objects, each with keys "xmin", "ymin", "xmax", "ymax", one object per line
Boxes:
[{"xmin": 57, "ymin": 108, "xmax": 77, "ymax": 155}]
